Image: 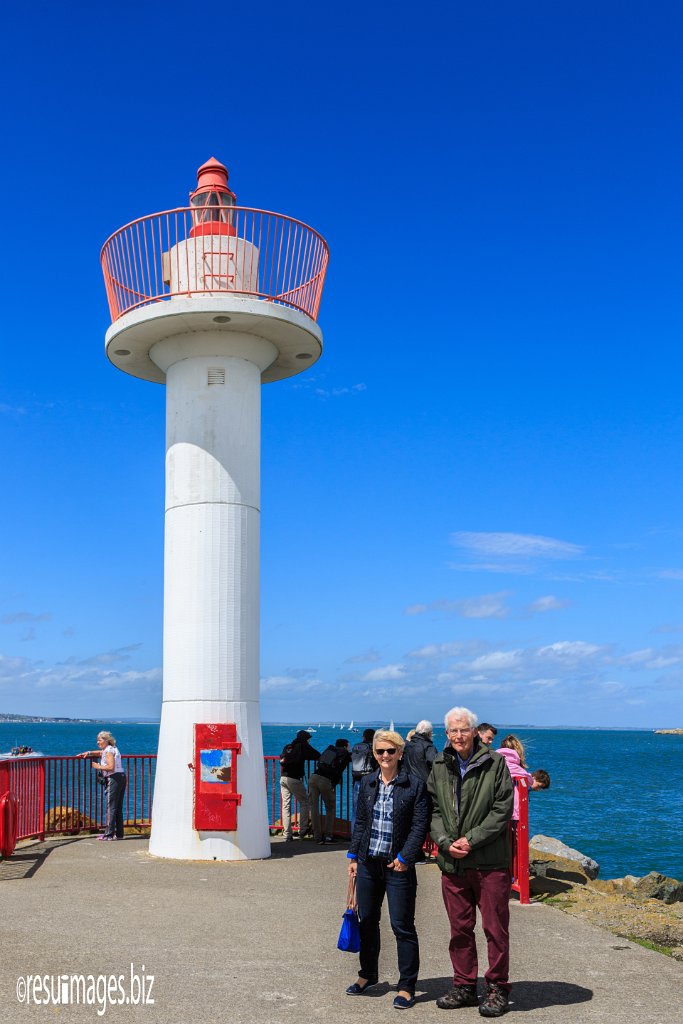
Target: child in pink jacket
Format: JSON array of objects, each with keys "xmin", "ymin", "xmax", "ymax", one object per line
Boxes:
[{"xmin": 497, "ymin": 735, "xmax": 549, "ymax": 820}]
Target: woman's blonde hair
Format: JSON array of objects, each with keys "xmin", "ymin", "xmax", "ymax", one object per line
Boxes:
[
  {"xmin": 97, "ymin": 731, "xmax": 117, "ymax": 747},
  {"xmin": 373, "ymin": 729, "xmax": 405, "ymax": 752},
  {"xmin": 500, "ymin": 734, "xmax": 526, "ymax": 767},
  {"xmin": 405, "ymin": 729, "xmax": 416, "ymax": 743}
]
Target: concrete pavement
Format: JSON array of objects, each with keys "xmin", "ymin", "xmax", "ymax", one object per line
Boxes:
[{"xmin": 1, "ymin": 835, "xmax": 680, "ymax": 1022}]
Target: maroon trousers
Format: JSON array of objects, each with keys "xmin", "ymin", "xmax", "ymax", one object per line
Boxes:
[{"xmin": 441, "ymin": 868, "xmax": 511, "ymax": 992}]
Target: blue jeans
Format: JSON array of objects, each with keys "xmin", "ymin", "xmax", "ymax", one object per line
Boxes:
[
  {"xmin": 356, "ymin": 857, "xmax": 419, "ymax": 993},
  {"xmin": 104, "ymin": 773, "xmax": 127, "ymax": 838}
]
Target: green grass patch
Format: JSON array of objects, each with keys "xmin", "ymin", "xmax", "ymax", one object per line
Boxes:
[
  {"xmin": 624, "ymin": 935, "xmax": 673, "ymax": 957},
  {"xmin": 540, "ymin": 895, "xmax": 575, "ymax": 907}
]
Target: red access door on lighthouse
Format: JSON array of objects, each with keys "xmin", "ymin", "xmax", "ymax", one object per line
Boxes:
[{"xmin": 193, "ymin": 724, "xmax": 242, "ymax": 831}]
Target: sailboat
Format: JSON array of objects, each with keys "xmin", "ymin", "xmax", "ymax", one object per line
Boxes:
[
  {"xmin": 348, "ymin": 720, "xmax": 358, "ymax": 732},
  {"xmin": 389, "ymin": 719, "xmax": 394, "ymax": 731}
]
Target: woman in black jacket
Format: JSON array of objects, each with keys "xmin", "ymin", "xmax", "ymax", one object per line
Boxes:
[{"xmin": 346, "ymin": 730, "xmax": 429, "ymax": 1009}]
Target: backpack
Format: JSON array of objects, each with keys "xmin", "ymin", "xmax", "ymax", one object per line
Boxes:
[
  {"xmin": 351, "ymin": 741, "xmax": 374, "ymax": 778},
  {"xmin": 315, "ymin": 745, "xmax": 347, "ymax": 781},
  {"xmin": 280, "ymin": 742, "xmax": 300, "ymax": 771}
]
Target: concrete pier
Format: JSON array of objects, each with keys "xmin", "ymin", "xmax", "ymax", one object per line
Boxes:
[{"xmin": 1, "ymin": 836, "xmax": 680, "ymax": 1022}]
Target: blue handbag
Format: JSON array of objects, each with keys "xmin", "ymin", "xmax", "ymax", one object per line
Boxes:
[
  {"xmin": 337, "ymin": 908, "xmax": 361, "ymax": 952},
  {"xmin": 337, "ymin": 873, "xmax": 361, "ymax": 952}
]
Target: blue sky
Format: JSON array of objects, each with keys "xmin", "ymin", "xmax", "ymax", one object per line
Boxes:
[{"xmin": 1, "ymin": 2, "xmax": 682, "ymax": 726}]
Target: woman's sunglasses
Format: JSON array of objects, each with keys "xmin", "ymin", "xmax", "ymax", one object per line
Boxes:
[{"xmin": 375, "ymin": 748, "xmax": 397, "ymax": 756}]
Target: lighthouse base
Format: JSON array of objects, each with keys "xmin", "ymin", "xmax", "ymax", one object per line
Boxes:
[{"xmin": 149, "ymin": 700, "xmax": 271, "ymax": 861}]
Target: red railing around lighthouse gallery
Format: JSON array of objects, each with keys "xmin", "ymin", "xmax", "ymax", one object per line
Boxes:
[
  {"xmin": 1, "ymin": 755, "xmax": 530, "ymax": 903},
  {"xmin": 101, "ymin": 207, "xmax": 329, "ymax": 323}
]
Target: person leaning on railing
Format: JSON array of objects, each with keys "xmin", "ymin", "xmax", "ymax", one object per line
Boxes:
[{"xmin": 77, "ymin": 731, "xmax": 126, "ymax": 842}]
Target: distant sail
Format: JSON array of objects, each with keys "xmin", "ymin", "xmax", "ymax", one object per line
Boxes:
[
  {"xmin": 389, "ymin": 719, "xmax": 394, "ymax": 731},
  {"xmin": 348, "ymin": 720, "xmax": 354, "ymax": 729}
]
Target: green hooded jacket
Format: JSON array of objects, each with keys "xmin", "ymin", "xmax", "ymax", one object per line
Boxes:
[{"xmin": 426, "ymin": 740, "xmax": 514, "ymax": 874}]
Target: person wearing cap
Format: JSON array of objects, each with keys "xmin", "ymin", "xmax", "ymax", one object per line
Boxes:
[{"xmin": 279, "ymin": 730, "xmax": 320, "ymax": 841}]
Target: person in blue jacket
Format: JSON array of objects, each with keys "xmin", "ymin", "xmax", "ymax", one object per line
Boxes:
[{"xmin": 346, "ymin": 729, "xmax": 429, "ymax": 1010}]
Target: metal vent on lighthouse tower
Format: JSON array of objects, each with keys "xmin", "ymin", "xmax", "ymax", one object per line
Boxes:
[{"xmin": 207, "ymin": 367, "xmax": 226, "ymax": 385}]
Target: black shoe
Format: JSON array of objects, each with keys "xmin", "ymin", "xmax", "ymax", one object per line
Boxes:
[
  {"xmin": 324, "ymin": 835, "xmax": 336, "ymax": 844},
  {"xmin": 346, "ymin": 980, "xmax": 378, "ymax": 996},
  {"xmin": 436, "ymin": 984, "xmax": 478, "ymax": 1010},
  {"xmin": 394, "ymin": 994, "xmax": 416, "ymax": 1009},
  {"xmin": 479, "ymin": 983, "xmax": 509, "ymax": 1017}
]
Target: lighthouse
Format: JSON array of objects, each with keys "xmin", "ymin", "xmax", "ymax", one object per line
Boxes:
[{"xmin": 100, "ymin": 158, "xmax": 329, "ymax": 860}]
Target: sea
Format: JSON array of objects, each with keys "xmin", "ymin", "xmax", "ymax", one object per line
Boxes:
[{"xmin": 2, "ymin": 722, "xmax": 681, "ymax": 881}]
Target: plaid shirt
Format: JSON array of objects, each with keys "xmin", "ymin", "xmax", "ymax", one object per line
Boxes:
[{"xmin": 368, "ymin": 776, "xmax": 397, "ymax": 857}]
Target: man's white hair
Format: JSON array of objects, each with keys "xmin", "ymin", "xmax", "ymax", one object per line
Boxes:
[
  {"xmin": 415, "ymin": 719, "xmax": 433, "ymax": 737},
  {"xmin": 444, "ymin": 706, "xmax": 478, "ymax": 730}
]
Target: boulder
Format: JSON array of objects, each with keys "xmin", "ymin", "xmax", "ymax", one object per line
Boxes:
[
  {"xmin": 529, "ymin": 850, "xmax": 592, "ymax": 886},
  {"xmin": 633, "ymin": 872, "xmax": 683, "ymax": 905},
  {"xmin": 530, "ymin": 835, "xmax": 599, "ymax": 879},
  {"xmin": 594, "ymin": 875, "xmax": 640, "ymax": 895}
]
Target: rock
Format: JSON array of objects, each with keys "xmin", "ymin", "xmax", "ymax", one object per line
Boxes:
[
  {"xmin": 529, "ymin": 851, "xmax": 591, "ymax": 885},
  {"xmin": 598, "ymin": 876, "xmax": 640, "ymax": 894},
  {"xmin": 530, "ymin": 834, "xmax": 599, "ymax": 879},
  {"xmin": 671, "ymin": 946, "xmax": 683, "ymax": 962},
  {"xmin": 633, "ymin": 872, "xmax": 683, "ymax": 905}
]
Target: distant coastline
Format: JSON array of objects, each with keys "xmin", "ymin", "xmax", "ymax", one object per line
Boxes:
[
  {"xmin": 2, "ymin": 714, "xmax": 680, "ymax": 731},
  {"xmin": 0, "ymin": 714, "xmax": 159, "ymax": 724}
]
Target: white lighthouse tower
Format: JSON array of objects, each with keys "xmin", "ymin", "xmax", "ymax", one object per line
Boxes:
[{"xmin": 100, "ymin": 158, "xmax": 329, "ymax": 860}]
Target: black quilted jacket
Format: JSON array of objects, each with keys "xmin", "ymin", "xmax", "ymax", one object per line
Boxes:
[{"xmin": 349, "ymin": 767, "xmax": 429, "ymax": 866}]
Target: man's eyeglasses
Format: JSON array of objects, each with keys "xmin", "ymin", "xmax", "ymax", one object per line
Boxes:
[
  {"xmin": 375, "ymin": 748, "xmax": 397, "ymax": 756},
  {"xmin": 447, "ymin": 729, "xmax": 472, "ymax": 736}
]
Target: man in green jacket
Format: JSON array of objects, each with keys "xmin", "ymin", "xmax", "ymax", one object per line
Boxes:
[{"xmin": 427, "ymin": 707, "xmax": 514, "ymax": 1017}]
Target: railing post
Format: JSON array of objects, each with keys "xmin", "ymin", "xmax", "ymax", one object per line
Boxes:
[
  {"xmin": 515, "ymin": 780, "xmax": 530, "ymax": 905},
  {"xmin": 37, "ymin": 758, "xmax": 46, "ymax": 841}
]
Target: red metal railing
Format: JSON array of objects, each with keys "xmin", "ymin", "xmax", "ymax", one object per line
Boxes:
[
  {"xmin": 101, "ymin": 207, "xmax": 329, "ymax": 323},
  {"xmin": 511, "ymin": 780, "xmax": 530, "ymax": 905},
  {"xmin": 264, "ymin": 755, "xmax": 353, "ymax": 839},
  {"xmin": 2, "ymin": 756, "xmax": 155, "ymax": 843},
  {"xmin": 3, "ymin": 757, "xmax": 530, "ymax": 902}
]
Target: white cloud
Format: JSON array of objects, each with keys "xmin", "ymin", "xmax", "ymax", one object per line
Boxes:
[
  {"xmin": 536, "ymin": 641, "xmax": 603, "ymax": 660},
  {"xmin": 314, "ymin": 384, "xmax": 367, "ymax": 399},
  {"xmin": 0, "ymin": 650, "xmax": 162, "ymax": 703},
  {"xmin": 407, "ymin": 641, "xmax": 485, "ymax": 660},
  {"xmin": 451, "ymin": 531, "xmax": 584, "ymax": 559},
  {"xmin": 527, "ymin": 595, "xmax": 568, "ymax": 613},
  {"xmin": 403, "ymin": 593, "xmax": 509, "ymax": 620},
  {"xmin": 451, "ymin": 682, "xmax": 509, "ymax": 695},
  {"xmin": 469, "ymin": 650, "xmax": 522, "ymax": 671},
  {"xmin": 361, "ymin": 664, "xmax": 407, "ymax": 682},
  {"xmin": 260, "ymin": 674, "xmax": 322, "ymax": 693}
]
